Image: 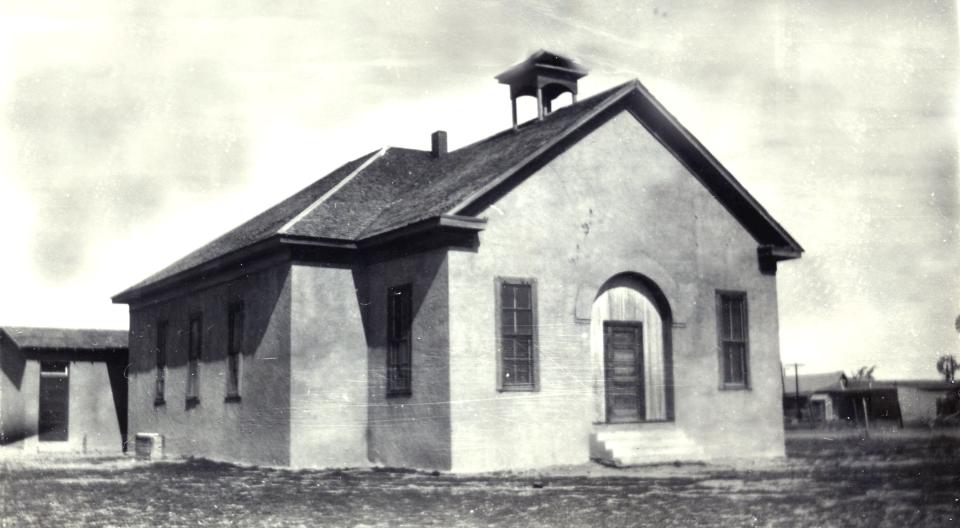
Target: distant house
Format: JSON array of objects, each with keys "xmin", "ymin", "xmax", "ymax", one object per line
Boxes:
[
  {"xmin": 782, "ymin": 371, "xmax": 848, "ymax": 423},
  {"xmin": 783, "ymin": 372, "xmax": 958, "ymax": 427},
  {"xmin": 0, "ymin": 327, "xmax": 128, "ymax": 453},
  {"xmin": 113, "ymin": 51, "xmax": 803, "ymax": 471}
]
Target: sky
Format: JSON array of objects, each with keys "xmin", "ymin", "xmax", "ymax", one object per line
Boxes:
[{"xmin": 0, "ymin": 1, "xmax": 957, "ymax": 380}]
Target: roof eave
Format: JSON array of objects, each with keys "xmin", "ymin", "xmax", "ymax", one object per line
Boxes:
[
  {"xmin": 112, "ymin": 215, "xmax": 486, "ymax": 305},
  {"xmin": 111, "ymin": 236, "xmax": 290, "ymax": 305},
  {"xmin": 358, "ymin": 214, "xmax": 486, "ymax": 249}
]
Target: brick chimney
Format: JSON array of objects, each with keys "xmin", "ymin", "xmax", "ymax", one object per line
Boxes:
[{"xmin": 431, "ymin": 130, "xmax": 447, "ymax": 159}]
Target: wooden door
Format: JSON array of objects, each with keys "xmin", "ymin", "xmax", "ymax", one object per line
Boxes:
[
  {"xmin": 604, "ymin": 322, "xmax": 644, "ymax": 423},
  {"xmin": 39, "ymin": 361, "xmax": 69, "ymax": 442}
]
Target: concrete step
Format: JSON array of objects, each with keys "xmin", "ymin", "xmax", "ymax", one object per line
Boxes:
[{"xmin": 590, "ymin": 426, "xmax": 707, "ymax": 467}]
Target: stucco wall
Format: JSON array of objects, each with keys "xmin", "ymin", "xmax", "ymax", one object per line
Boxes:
[
  {"xmin": 60, "ymin": 361, "xmax": 124, "ymax": 453},
  {"xmin": 0, "ymin": 338, "xmax": 36, "ymax": 448},
  {"xmin": 364, "ymin": 249, "xmax": 452, "ymax": 470},
  {"xmin": 447, "ymin": 111, "xmax": 786, "ymax": 472},
  {"xmin": 898, "ymin": 387, "xmax": 940, "ymax": 426},
  {"xmin": 126, "ymin": 262, "xmax": 292, "ymax": 465},
  {"xmin": 288, "ymin": 264, "xmax": 369, "ymax": 468}
]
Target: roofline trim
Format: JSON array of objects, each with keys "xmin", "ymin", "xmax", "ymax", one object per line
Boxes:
[
  {"xmin": 278, "ymin": 146, "xmax": 389, "ymax": 235},
  {"xmin": 111, "ymin": 236, "xmax": 285, "ymax": 304},
  {"xmin": 445, "ymin": 81, "xmax": 638, "ymax": 217},
  {"xmin": 628, "ymin": 83, "xmax": 804, "ymax": 253},
  {"xmin": 446, "ymin": 79, "xmax": 803, "ymax": 254}
]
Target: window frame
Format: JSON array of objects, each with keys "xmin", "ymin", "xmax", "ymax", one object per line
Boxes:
[
  {"xmin": 155, "ymin": 320, "xmax": 168, "ymax": 406},
  {"xmin": 386, "ymin": 284, "xmax": 413, "ymax": 397},
  {"xmin": 495, "ymin": 277, "xmax": 539, "ymax": 392},
  {"xmin": 225, "ymin": 302, "xmax": 244, "ymax": 403},
  {"xmin": 716, "ymin": 290, "xmax": 750, "ymax": 390},
  {"xmin": 186, "ymin": 313, "xmax": 202, "ymax": 408}
]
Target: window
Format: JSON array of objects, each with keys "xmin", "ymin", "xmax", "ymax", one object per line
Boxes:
[
  {"xmin": 226, "ymin": 302, "xmax": 244, "ymax": 402},
  {"xmin": 717, "ymin": 291, "xmax": 749, "ymax": 388},
  {"xmin": 186, "ymin": 314, "xmax": 202, "ymax": 407},
  {"xmin": 155, "ymin": 321, "xmax": 168, "ymax": 405},
  {"xmin": 497, "ymin": 279, "xmax": 537, "ymax": 391},
  {"xmin": 386, "ymin": 284, "xmax": 412, "ymax": 396}
]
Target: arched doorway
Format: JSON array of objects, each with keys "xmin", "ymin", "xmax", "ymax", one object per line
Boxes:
[{"xmin": 590, "ymin": 274, "xmax": 672, "ymax": 423}]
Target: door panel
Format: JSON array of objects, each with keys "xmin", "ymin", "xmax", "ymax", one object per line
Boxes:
[{"xmin": 605, "ymin": 323, "xmax": 644, "ymax": 423}]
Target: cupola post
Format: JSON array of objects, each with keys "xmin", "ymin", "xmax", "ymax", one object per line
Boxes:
[{"xmin": 495, "ymin": 50, "xmax": 588, "ymax": 129}]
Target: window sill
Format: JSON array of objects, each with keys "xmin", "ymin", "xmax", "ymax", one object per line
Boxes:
[
  {"xmin": 498, "ymin": 385, "xmax": 538, "ymax": 393},
  {"xmin": 185, "ymin": 397, "xmax": 200, "ymax": 410},
  {"xmin": 719, "ymin": 384, "xmax": 751, "ymax": 391},
  {"xmin": 224, "ymin": 395, "xmax": 242, "ymax": 404},
  {"xmin": 386, "ymin": 391, "xmax": 412, "ymax": 399}
]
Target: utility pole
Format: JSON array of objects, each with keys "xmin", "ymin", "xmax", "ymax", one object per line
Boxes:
[{"xmin": 784, "ymin": 363, "xmax": 804, "ymax": 422}]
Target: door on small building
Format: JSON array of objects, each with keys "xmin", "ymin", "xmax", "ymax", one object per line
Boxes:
[
  {"xmin": 604, "ymin": 322, "xmax": 644, "ymax": 423},
  {"xmin": 38, "ymin": 361, "xmax": 69, "ymax": 442}
]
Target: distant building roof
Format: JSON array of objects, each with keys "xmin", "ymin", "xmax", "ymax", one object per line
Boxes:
[
  {"xmin": 0, "ymin": 326, "xmax": 127, "ymax": 351},
  {"xmin": 783, "ymin": 371, "xmax": 847, "ymax": 395},
  {"xmin": 783, "ymin": 372, "xmax": 958, "ymax": 396},
  {"xmin": 891, "ymin": 379, "xmax": 959, "ymax": 391}
]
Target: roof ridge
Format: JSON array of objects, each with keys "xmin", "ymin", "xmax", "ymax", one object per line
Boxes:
[
  {"xmin": 448, "ymin": 79, "xmax": 637, "ymax": 155},
  {"xmin": 278, "ymin": 147, "xmax": 389, "ymax": 234}
]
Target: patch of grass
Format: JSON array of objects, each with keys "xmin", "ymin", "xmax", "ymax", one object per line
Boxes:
[{"xmin": 2, "ymin": 436, "xmax": 959, "ymax": 527}]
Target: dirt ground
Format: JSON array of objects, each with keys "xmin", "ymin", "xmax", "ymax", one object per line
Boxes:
[{"xmin": 1, "ymin": 432, "xmax": 958, "ymax": 527}]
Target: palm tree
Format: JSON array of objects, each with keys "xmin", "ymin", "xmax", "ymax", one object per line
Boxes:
[
  {"xmin": 937, "ymin": 355, "xmax": 958, "ymax": 383},
  {"xmin": 851, "ymin": 366, "xmax": 876, "ymax": 382}
]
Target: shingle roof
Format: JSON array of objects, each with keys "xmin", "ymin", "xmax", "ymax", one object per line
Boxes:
[
  {"xmin": 115, "ymin": 79, "xmax": 802, "ymax": 302},
  {"xmin": 0, "ymin": 326, "xmax": 128, "ymax": 351}
]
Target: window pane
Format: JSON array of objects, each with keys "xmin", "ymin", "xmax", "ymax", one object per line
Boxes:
[
  {"xmin": 229, "ymin": 306, "xmax": 243, "ymax": 357},
  {"xmin": 729, "ymin": 298, "xmax": 744, "ymax": 341},
  {"xmin": 503, "ymin": 358, "xmax": 517, "ymax": 383},
  {"xmin": 514, "ymin": 338, "xmax": 531, "ymax": 360},
  {"xmin": 719, "ymin": 297, "xmax": 732, "ymax": 340},
  {"xmin": 157, "ymin": 322, "xmax": 167, "ymax": 367},
  {"xmin": 502, "ymin": 311, "xmax": 516, "ymax": 336},
  {"xmin": 724, "ymin": 343, "xmax": 745, "ymax": 384},
  {"xmin": 515, "ymin": 310, "xmax": 533, "ymax": 335},
  {"xmin": 501, "ymin": 337, "xmax": 514, "ymax": 358},
  {"xmin": 227, "ymin": 354, "xmax": 239, "ymax": 395},
  {"xmin": 501, "ymin": 283, "xmax": 516, "ymax": 309},
  {"xmin": 514, "ymin": 360, "xmax": 531, "ymax": 384},
  {"xmin": 515, "ymin": 284, "xmax": 531, "ymax": 309},
  {"xmin": 187, "ymin": 359, "xmax": 199, "ymax": 400},
  {"xmin": 189, "ymin": 318, "xmax": 202, "ymax": 360}
]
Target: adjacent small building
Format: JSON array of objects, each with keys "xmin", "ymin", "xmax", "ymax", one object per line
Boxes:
[
  {"xmin": 114, "ymin": 51, "xmax": 803, "ymax": 471},
  {"xmin": 0, "ymin": 326, "xmax": 128, "ymax": 453},
  {"xmin": 783, "ymin": 371, "xmax": 959, "ymax": 428}
]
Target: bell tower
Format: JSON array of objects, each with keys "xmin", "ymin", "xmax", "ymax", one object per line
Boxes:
[{"xmin": 495, "ymin": 50, "xmax": 589, "ymax": 129}]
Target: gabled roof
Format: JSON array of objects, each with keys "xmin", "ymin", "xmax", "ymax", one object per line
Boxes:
[
  {"xmin": 0, "ymin": 326, "xmax": 128, "ymax": 351},
  {"xmin": 115, "ymin": 79, "xmax": 803, "ymax": 303}
]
